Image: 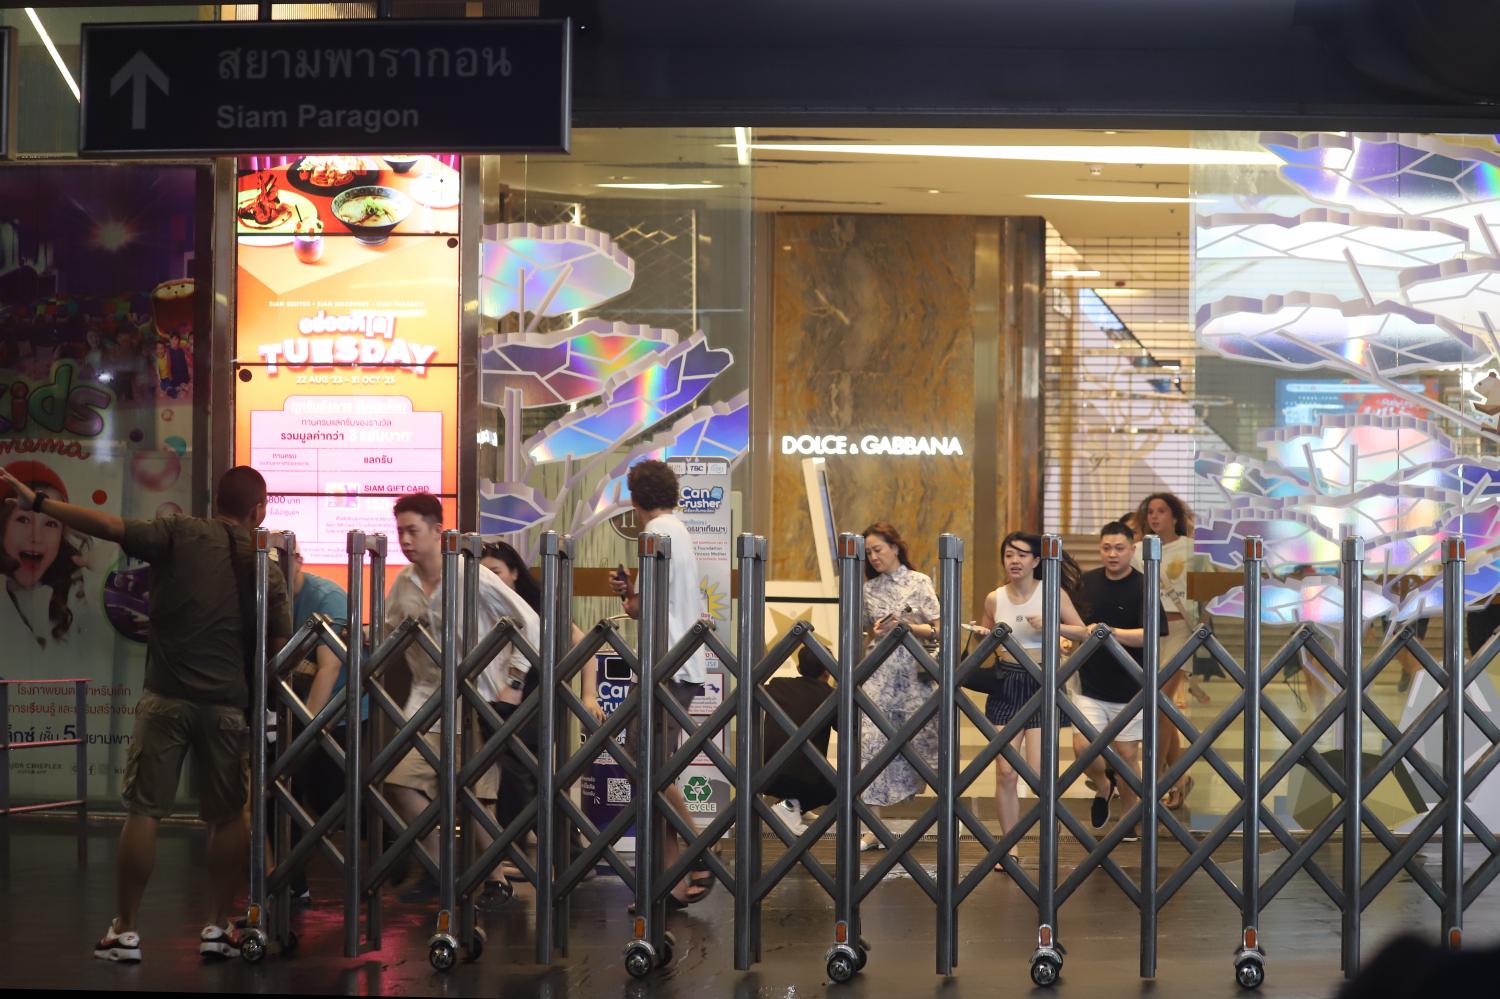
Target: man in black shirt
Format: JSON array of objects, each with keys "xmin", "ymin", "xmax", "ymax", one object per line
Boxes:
[
  {"xmin": 762, "ymin": 642, "xmax": 838, "ymax": 835},
  {"xmin": 1060, "ymin": 521, "xmax": 1168, "ymax": 840}
]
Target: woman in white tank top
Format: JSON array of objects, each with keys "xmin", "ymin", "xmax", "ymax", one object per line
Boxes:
[{"xmin": 977, "ymin": 532, "xmax": 1086, "ymax": 868}]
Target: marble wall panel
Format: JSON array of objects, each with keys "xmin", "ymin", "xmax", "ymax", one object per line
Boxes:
[{"xmin": 770, "ymin": 214, "xmax": 978, "ymax": 592}]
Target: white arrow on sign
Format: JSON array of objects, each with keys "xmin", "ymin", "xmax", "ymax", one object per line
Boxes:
[{"xmin": 109, "ymin": 50, "xmax": 169, "ymax": 131}]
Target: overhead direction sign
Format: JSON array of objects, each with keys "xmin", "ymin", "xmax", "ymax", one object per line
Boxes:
[{"xmin": 80, "ymin": 18, "xmax": 570, "ymax": 155}]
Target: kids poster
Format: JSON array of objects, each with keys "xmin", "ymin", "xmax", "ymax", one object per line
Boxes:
[{"xmin": 0, "ymin": 164, "xmax": 206, "ymax": 806}]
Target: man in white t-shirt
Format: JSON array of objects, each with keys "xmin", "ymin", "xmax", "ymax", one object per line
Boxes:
[
  {"xmin": 609, "ymin": 459, "xmax": 713, "ymax": 906},
  {"xmin": 383, "ymin": 493, "xmax": 539, "ymax": 906}
]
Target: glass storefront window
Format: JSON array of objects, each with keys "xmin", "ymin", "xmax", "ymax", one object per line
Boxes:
[{"xmin": 476, "ymin": 129, "xmax": 752, "ymax": 630}]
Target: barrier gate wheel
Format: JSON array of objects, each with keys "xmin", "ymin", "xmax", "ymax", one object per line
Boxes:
[
  {"xmin": 240, "ymin": 928, "xmax": 267, "ymax": 964},
  {"xmin": 1235, "ymin": 951, "xmax": 1265, "ymax": 990},
  {"xmin": 1030, "ymin": 951, "xmax": 1062, "ymax": 987},
  {"xmin": 623, "ymin": 938, "xmax": 658, "ymax": 979},
  {"xmin": 826, "ymin": 943, "xmax": 862, "ymax": 984},
  {"xmin": 429, "ymin": 935, "xmax": 458, "ymax": 971},
  {"xmin": 465, "ymin": 926, "xmax": 486, "ymax": 962}
]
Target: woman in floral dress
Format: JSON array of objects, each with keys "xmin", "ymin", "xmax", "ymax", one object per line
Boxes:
[{"xmin": 858, "ymin": 522, "xmax": 941, "ymax": 851}]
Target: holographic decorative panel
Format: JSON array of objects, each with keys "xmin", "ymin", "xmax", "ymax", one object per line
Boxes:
[
  {"xmin": 480, "ymin": 319, "xmax": 678, "ymax": 409},
  {"xmin": 524, "ymin": 334, "xmax": 733, "ymax": 463},
  {"xmin": 1197, "ymin": 294, "xmax": 1483, "ymax": 374},
  {"xmin": 1196, "ymin": 209, "xmax": 1469, "ymax": 269},
  {"xmin": 477, "ymin": 221, "xmax": 745, "ymax": 554},
  {"xmin": 1262, "ymin": 132, "xmax": 1500, "ymax": 252},
  {"xmin": 480, "ymin": 223, "xmax": 636, "ymax": 320},
  {"xmin": 477, "ymin": 480, "xmax": 558, "ymax": 537},
  {"xmin": 570, "ymin": 393, "xmax": 751, "ymax": 538},
  {"xmin": 1194, "ymin": 131, "xmax": 1500, "ymax": 626},
  {"xmin": 1207, "ymin": 578, "xmax": 1395, "ymax": 627}
]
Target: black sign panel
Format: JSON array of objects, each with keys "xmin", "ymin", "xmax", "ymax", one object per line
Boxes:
[
  {"xmin": 1, "ymin": 27, "xmax": 15, "ymax": 159},
  {"xmin": 80, "ymin": 18, "xmax": 569, "ymax": 155}
]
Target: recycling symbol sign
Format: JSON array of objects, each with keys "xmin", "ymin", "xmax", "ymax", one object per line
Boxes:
[{"xmin": 684, "ymin": 775, "xmax": 713, "ymax": 802}]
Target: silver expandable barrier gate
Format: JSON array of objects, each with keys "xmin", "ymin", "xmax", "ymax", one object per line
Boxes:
[{"xmin": 242, "ymin": 527, "xmax": 1500, "ymax": 985}]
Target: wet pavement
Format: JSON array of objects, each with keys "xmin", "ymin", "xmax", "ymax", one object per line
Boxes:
[{"xmin": 3, "ymin": 815, "xmax": 1497, "ymax": 998}]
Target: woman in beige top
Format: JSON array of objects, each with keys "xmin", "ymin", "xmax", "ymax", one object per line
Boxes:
[{"xmin": 1133, "ymin": 492, "xmax": 1208, "ymax": 811}]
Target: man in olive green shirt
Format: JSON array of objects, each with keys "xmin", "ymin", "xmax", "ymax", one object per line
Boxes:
[{"xmin": 0, "ymin": 464, "xmax": 291, "ymax": 963}]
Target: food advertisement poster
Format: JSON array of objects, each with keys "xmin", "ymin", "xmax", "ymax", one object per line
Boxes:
[
  {"xmin": 0, "ymin": 165, "xmax": 205, "ymax": 806},
  {"xmin": 234, "ymin": 154, "xmax": 461, "ymax": 569}
]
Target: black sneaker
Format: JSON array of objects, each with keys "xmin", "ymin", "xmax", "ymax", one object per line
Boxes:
[
  {"xmin": 1090, "ymin": 794, "xmax": 1111, "ymax": 830},
  {"xmin": 476, "ymin": 879, "xmax": 512, "ymax": 912},
  {"xmin": 292, "ymin": 889, "xmax": 312, "ymax": 909}
]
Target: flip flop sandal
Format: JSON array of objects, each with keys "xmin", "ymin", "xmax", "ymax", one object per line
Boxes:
[
  {"xmin": 688, "ymin": 853, "xmax": 719, "ymax": 900},
  {"xmin": 628, "ymin": 882, "xmax": 708, "ymax": 916}
]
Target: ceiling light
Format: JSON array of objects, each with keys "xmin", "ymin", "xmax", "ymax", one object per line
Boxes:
[
  {"xmin": 1026, "ymin": 194, "xmax": 1211, "ymax": 204},
  {"xmin": 726, "ymin": 142, "xmax": 1280, "ymax": 166},
  {"xmin": 927, "ymin": 189, "xmax": 941, "ymax": 194},
  {"xmin": 1052, "ymin": 269, "xmax": 1102, "ymax": 278},
  {"xmin": 595, "ymin": 182, "xmax": 724, "ymax": 190},
  {"xmin": 25, "ymin": 7, "xmax": 80, "ymax": 102},
  {"xmin": 733, "ymin": 126, "xmax": 751, "ymax": 166}
]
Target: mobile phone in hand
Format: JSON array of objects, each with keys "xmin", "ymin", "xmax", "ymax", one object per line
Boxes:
[{"xmin": 613, "ymin": 563, "xmax": 628, "ymax": 583}]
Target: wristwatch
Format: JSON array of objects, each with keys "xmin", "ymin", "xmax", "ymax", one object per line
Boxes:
[{"xmin": 30, "ymin": 492, "xmax": 46, "ymax": 514}]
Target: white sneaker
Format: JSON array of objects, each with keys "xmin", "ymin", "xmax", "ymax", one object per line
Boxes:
[
  {"xmin": 199, "ymin": 923, "xmax": 241, "ymax": 959},
  {"xmin": 94, "ymin": 924, "xmax": 142, "ymax": 963},
  {"xmin": 773, "ymin": 798, "xmax": 807, "ymax": 835}
]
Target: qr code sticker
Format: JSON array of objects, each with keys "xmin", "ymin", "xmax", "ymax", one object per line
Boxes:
[{"xmin": 607, "ymin": 777, "xmax": 633, "ymax": 805}]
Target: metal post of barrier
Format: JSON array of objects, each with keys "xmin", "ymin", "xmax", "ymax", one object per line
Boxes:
[
  {"xmin": 1236, "ymin": 537, "xmax": 1267, "ymax": 988},
  {"xmin": 1441, "ymin": 538, "xmax": 1466, "ymax": 950},
  {"xmin": 536, "ymin": 531, "xmax": 564, "ymax": 964},
  {"xmin": 0, "ymin": 684, "xmax": 8, "ymax": 814},
  {"xmin": 936, "ymin": 534, "xmax": 963, "ymax": 975},
  {"xmin": 246, "ymin": 527, "xmax": 274, "ymax": 957},
  {"xmin": 455, "ymin": 533, "xmax": 482, "ymax": 961},
  {"xmin": 628, "ymin": 533, "xmax": 667, "ymax": 969},
  {"xmin": 270, "ymin": 530, "xmax": 296, "ymax": 951},
  {"xmin": 363, "ymin": 533, "xmax": 387, "ymax": 951},
  {"xmin": 750, "ymin": 535, "xmax": 768, "ymax": 965},
  {"xmin": 733, "ymin": 533, "xmax": 761, "ymax": 971},
  {"xmin": 1030, "ymin": 534, "xmax": 1064, "ymax": 987},
  {"xmin": 1340, "ymin": 536, "xmax": 1365, "ymax": 977},
  {"xmin": 429, "ymin": 530, "xmax": 462, "ymax": 969},
  {"xmin": 1140, "ymin": 535, "xmax": 1162, "ymax": 979},
  {"xmin": 829, "ymin": 533, "xmax": 866, "ymax": 975},
  {"xmin": 344, "ymin": 531, "xmax": 368, "ymax": 957},
  {"xmin": 553, "ymin": 533, "xmax": 575, "ymax": 960},
  {"xmin": 74, "ymin": 677, "xmax": 87, "ymax": 850}
]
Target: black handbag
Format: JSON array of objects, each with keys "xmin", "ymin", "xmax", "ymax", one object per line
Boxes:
[{"xmin": 958, "ymin": 629, "xmax": 1010, "ymax": 696}]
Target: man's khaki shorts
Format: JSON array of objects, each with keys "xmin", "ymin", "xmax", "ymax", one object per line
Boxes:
[
  {"xmin": 385, "ymin": 729, "xmax": 499, "ymax": 800},
  {"xmin": 121, "ymin": 691, "xmax": 249, "ymax": 824}
]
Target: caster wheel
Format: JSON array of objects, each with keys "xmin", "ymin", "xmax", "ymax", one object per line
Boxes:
[
  {"xmin": 465, "ymin": 927, "xmax": 486, "ymax": 962},
  {"xmin": 240, "ymin": 933, "xmax": 266, "ymax": 964},
  {"xmin": 624, "ymin": 941, "xmax": 655, "ymax": 979},
  {"xmin": 855, "ymin": 946, "xmax": 868, "ymax": 971},
  {"xmin": 657, "ymin": 932, "xmax": 675, "ymax": 968},
  {"xmin": 1236, "ymin": 959, "xmax": 1264, "ymax": 990},
  {"xmin": 281, "ymin": 929, "xmax": 299, "ymax": 957},
  {"xmin": 429, "ymin": 940, "xmax": 457, "ymax": 971},
  {"xmin": 827, "ymin": 950, "xmax": 858, "ymax": 984},
  {"xmin": 1031, "ymin": 955, "xmax": 1061, "ymax": 987}
]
